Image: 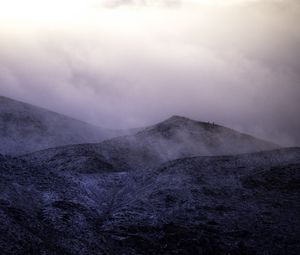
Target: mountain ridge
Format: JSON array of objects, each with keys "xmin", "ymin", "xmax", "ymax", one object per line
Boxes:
[
  {"xmin": 94, "ymin": 114, "xmax": 279, "ymax": 170},
  {"xmin": 0, "ymin": 95, "xmax": 125, "ymax": 155},
  {"xmin": 20, "ymin": 114, "xmax": 280, "ymax": 173}
]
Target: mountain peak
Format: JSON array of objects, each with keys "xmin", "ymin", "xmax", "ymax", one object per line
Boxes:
[
  {"xmin": 168, "ymin": 115, "xmax": 189, "ymax": 121},
  {"xmin": 163, "ymin": 115, "xmax": 216, "ymax": 126},
  {"xmin": 156, "ymin": 115, "xmax": 218, "ymax": 131},
  {"xmin": 164, "ymin": 115, "xmax": 196, "ymax": 124},
  {"xmin": 136, "ymin": 115, "xmax": 222, "ymax": 141}
]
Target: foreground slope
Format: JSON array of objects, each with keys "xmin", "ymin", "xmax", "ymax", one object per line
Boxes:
[
  {"xmin": 1, "ymin": 148, "xmax": 299, "ymax": 254},
  {"xmin": 0, "ymin": 96, "xmax": 121, "ymax": 155}
]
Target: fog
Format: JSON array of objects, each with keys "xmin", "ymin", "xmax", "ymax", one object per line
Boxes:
[{"xmin": 0, "ymin": 0, "xmax": 299, "ymax": 146}]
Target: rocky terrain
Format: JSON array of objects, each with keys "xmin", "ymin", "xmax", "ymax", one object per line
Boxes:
[
  {"xmin": 0, "ymin": 96, "xmax": 299, "ymax": 255},
  {"xmin": 0, "ymin": 96, "xmax": 123, "ymax": 155},
  {"xmin": 0, "ymin": 148, "xmax": 299, "ymax": 254}
]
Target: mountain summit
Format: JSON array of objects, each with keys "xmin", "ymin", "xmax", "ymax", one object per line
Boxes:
[
  {"xmin": 96, "ymin": 115, "xmax": 279, "ymax": 169},
  {"xmin": 139, "ymin": 115, "xmax": 222, "ymax": 137}
]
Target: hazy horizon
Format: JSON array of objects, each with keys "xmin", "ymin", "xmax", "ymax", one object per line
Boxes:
[{"xmin": 0, "ymin": 0, "xmax": 299, "ymax": 146}]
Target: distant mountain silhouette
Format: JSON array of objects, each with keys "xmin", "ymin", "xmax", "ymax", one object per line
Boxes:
[{"xmin": 0, "ymin": 96, "xmax": 123, "ymax": 155}]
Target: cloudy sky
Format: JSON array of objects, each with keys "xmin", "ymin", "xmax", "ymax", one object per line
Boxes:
[{"xmin": 0, "ymin": 0, "xmax": 299, "ymax": 146}]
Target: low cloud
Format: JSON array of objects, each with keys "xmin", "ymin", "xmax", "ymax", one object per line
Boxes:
[{"xmin": 0, "ymin": 0, "xmax": 299, "ymax": 146}]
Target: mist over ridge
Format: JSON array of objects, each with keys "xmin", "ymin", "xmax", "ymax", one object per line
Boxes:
[
  {"xmin": 0, "ymin": 95, "xmax": 125, "ymax": 155},
  {"xmin": 0, "ymin": 0, "xmax": 299, "ymax": 146}
]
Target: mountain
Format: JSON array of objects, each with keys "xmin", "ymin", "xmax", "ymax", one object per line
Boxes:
[
  {"xmin": 22, "ymin": 115, "xmax": 279, "ymax": 171},
  {"xmin": 92, "ymin": 115, "xmax": 279, "ymax": 170},
  {"xmin": 3, "ymin": 97, "xmax": 296, "ymax": 255},
  {"xmin": 0, "ymin": 95, "xmax": 278, "ymax": 160},
  {"xmin": 1, "ymin": 148, "xmax": 299, "ymax": 254},
  {"xmin": 0, "ymin": 96, "xmax": 123, "ymax": 155}
]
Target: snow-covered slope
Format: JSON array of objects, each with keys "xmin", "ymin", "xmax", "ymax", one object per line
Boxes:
[
  {"xmin": 1, "ymin": 148, "xmax": 299, "ymax": 254},
  {"xmin": 0, "ymin": 96, "xmax": 122, "ymax": 155}
]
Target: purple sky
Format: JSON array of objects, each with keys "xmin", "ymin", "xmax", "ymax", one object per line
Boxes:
[{"xmin": 0, "ymin": 0, "xmax": 299, "ymax": 146}]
